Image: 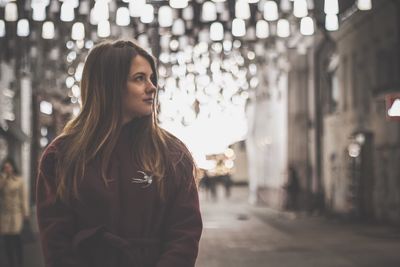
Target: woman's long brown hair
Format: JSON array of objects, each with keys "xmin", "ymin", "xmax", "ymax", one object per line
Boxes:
[{"xmin": 54, "ymin": 39, "xmax": 193, "ymax": 202}]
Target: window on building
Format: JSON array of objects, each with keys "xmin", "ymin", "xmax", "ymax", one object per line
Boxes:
[
  {"xmin": 375, "ymin": 48, "xmax": 396, "ymax": 93},
  {"xmin": 326, "ymin": 54, "xmax": 340, "ymax": 114}
]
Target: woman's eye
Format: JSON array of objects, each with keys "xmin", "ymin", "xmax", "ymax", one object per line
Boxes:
[{"xmin": 135, "ymin": 76, "xmax": 145, "ymax": 81}]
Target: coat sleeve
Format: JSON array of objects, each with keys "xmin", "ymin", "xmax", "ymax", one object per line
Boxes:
[
  {"xmin": 36, "ymin": 146, "xmax": 87, "ymax": 267},
  {"xmin": 156, "ymin": 157, "xmax": 203, "ymax": 267}
]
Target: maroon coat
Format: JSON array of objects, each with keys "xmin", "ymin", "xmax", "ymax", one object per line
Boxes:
[{"xmin": 36, "ymin": 122, "xmax": 203, "ymax": 267}]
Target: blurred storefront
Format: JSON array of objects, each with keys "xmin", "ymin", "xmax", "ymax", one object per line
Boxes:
[{"xmin": 282, "ymin": 0, "xmax": 400, "ymax": 223}]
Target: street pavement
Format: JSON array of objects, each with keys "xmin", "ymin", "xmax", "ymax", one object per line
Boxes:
[
  {"xmin": 197, "ymin": 186, "xmax": 400, "ymax": 267},
  {"xmin": 1, "ymin": 186, "xmax": 400, "ymax": 267}
]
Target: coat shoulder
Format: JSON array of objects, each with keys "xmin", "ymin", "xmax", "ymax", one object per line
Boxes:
[
  {"xmin": 38, "ymin": 135, "xmax": 69, "ymax": 179},
  {"xmin": 162, "ymin": 130, "xmax": 196, "ymax": 189},
  {"xmin": 163, "ymin": 130, "xmax": 194, "ymax": 170}
]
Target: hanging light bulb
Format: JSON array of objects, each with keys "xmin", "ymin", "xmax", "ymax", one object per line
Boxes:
[
  {"xmin": 60, "ymin": 1, "xmax": 75, "ymax": 22},
  {"xmin": 90, "ymin": 9, "xmax": 98, "ymax": 25},
  {"xmin": 277, "ymin": 19, "xmax": 290, "ymax": 38},
  {"xmin": 307, "ymin": 0, "xmax": 315, "ymax": 10},
  {"xmin": 172, "ymin": 18, "xmax": 185, "ymax": 35},
  {"xmin": 138, "ymin": 35, "xmax": 149, "ymax": 48},
  {"xmin": 129, "ymin": 0, "xmax": 145, "ymax": 18},
  {"xmin": 256, "ymin": 20, "xmax": 269, "ymax": 39},
  {"xmin": 300, "ymin": 16, "xmax": 314, "ymax": 36},
  {"xmin": 235, "ymin": 0, "xmax": 251, "ymax": 20},
  {"xmin": 210, "ymin": 22, "xmax": 224, "ymax": 41},
  {"xmin": 90, "ymin": 0, "xmax": 109, "ymax": 24},
  {"xmin": 357, "ymin": 0, "xmax": 372, "ymax": 11},
  {"xmin": 97, "ymin": 20, "xmax": 111, "ymax": 38},
  {"xmin": 67, "ymin": 0, "xmax": 79, "ymax": 9},
  {"xmin": 116, "ymin": 7, "xmax": 130, "ymax": 26},
  {"xmin": 31, "ymin": 0, "xmax": 50, "ymax": 8},
  {"xmin": 293, "ymin": 0, "xmax": 308, "ymax": 18},
  {"xmin": 170, "ymin": 0, "xmax": 188, "ymax": 9},
  {"xmin": 263, "ymin": 1, "xmax": 278, "ymax": 21},
  {"xmin": 32, "ymin": 4, "xmax": 47, "ymax": 21},
  {"xmin": 325, "ymin": 14, "xmax": 339, "ymax": 31},
  {"xmin": 202, "ymin": 1, "xmax": 217, "ymax": 22},
  {"xmin": 232, "ymin": 18, "xmax": 246, "ymax": 37},
  {"xmin": 42, "ymin": 21, "xmax": 55, "ymax": 39},
  {"xmin": 140, "ymin": 4, "xmax": 154, "ymax": 23},
  {"xmin": 5, "ymin": 2, "xmax": 18, "ymax": 21},
  {"xmin": 0, "ymin": 20, "xmax": 5, "ymax": 38},
  {"xmin": 159, "ymin": 6, "xmax": 173, "ymax": 27},
  {"xmin": 71, "ymin": 22, "xmax": 85, "ymax": 40},
  {"xmin": 324, "ymin": 0, "xmax": 339, "ymax": 15},
  {"xmin": 183, "ymin": 6, "xmax": 194, "ymax": 20},
  {"xmin": 17, "ymin": 19, "xmax": 30, "ymax": 37}
]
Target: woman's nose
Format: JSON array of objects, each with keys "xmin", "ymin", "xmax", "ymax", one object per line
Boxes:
[{"xmin": 146, "ymin": 79, "xmax": 157, "ymax": 93}]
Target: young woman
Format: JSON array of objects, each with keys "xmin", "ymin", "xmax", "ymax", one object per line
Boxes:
[
  {"xmin": 0, "ymin": 158, "xmax": 29, "ymax": 267},
  {"xmin": 36, "ymin": 40, "xmax": 203, "ymax": 267}
]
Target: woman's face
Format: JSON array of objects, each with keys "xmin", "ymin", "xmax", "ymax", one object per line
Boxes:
[
  {"xmin": 122, "ymin": 55, "xmax": 157, "ymax": 124},
  {"xmin": 2, "ymin": 162, "xmax": 13, "ymax": 175}
]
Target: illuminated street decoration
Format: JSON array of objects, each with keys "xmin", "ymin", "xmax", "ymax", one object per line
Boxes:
[
  {"xmin": 0, "ymin": 0, "xmax": 376, "ymax": 168},
  {"xmin": 357, "ymin": 0, "xmax": 372, "ymax": 11},
  {"xmin": 388, "ymin": 100, "xmax": 400, "ymax": 117},
  {"xmin": 386, "ymin": 94, "xmax": 400, "ymax": 120}
]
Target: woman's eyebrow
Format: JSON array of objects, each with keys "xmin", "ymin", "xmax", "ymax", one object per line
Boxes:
[{"xmin": 131, "ymin": 71, "xmax": 154, "ymax": 77}]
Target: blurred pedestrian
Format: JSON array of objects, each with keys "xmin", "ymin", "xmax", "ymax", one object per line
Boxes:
[
  {"xmin": 200, "ymin": 171, "xmax": 217, "ymax": 201},
  {"xmin": 284, "ymin": 165, "xmax": 300, "ymax": 211},
  {"xmin": 36, "ymin": 39, "xmax": 202, "ymax": 267},
  {"xmin": 222, "ymin": 174, "xmax": 233, "ymax": 198},
  {"xmin": 0, "ymin": 158, "xmax": 29, "ymax": 267}
]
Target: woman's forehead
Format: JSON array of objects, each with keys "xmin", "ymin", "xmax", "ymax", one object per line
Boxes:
[{"xmin": 130, "ymin": 55, "xmax": 153, "ymax": 73}]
